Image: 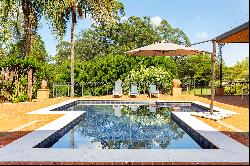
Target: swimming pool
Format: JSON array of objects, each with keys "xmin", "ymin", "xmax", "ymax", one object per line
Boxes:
[
  {"xmin": 1, "ymin": 100, "xmax": 247, "ymax": 163},
  {"xmin": 35, "ymin": 101, "xmax": 217, "ymax": 149}
]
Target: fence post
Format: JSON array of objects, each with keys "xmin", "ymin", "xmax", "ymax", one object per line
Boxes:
[
  {"xmin": 230, "ymin": 83, "xmax": 232, "ymax": 95},
  {"xmin": 82, "ymin": 82, "xmax": 84, "ymax": 97},
  {"xmin": 68, "ymin": 83, "xmax": 70, "ymax": 97},
  {"xmin": 194, "ymin": 82, "xmax": 196, "ymax": 95},
  {"xmin": 188, "ymin": 83, "xmax": 190, "ymax": 94},
  {"xmin": 138, "ymin": 82, "xmax": 140, "ymax": 94},
  {"xmin": 235, "ymin": 82, "xmax": 237, "ymax": 94},
  {"xmin": 144, "ymin": 83, "xmax": 146, "ymax": 95},
  {"xmin": 55, "ymin": 84, "xmax": 57, "ymax": 97},
  {"xmin": 106, "ymin": 83, "xmax": 109, "ymax": 96},
  {"xmin": 52, "ymin": 83, "xmax": 54, "ymax": 98}
]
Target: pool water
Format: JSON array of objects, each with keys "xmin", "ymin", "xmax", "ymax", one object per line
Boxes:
[{"xmin": 50, "ymin": 104, "xmax": 202, "ymax": 149}]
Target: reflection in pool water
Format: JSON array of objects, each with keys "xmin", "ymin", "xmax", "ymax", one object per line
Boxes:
[{"xmin": 52, "ymin": 105, "xmax": 201, "ymax": 149}]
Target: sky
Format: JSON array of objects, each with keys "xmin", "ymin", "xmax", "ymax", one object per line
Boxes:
[{"xmin": 38, "ymin": 0, "xmax": 249, "ymax": 67}]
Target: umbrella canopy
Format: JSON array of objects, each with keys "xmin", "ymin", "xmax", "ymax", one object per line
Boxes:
[
  {"xmin": 126, "ymin": 40, "xmax": 215, "ymax": 114},
  {"xmin": 126, "ymin": 41, "xmax": 210, "ymax": 56}
]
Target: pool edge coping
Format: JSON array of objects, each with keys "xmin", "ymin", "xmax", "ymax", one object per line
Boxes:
[{"xmin": 0, "ymin": 99, "xmax": 248, "ymax": 163}]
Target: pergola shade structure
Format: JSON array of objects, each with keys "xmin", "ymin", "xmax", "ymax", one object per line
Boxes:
[
  {"xmin": 209, "ymin": 21, "xmax": 249, "ymax": 114},
  {"xmin": 215, "ymin": 21, "xmax": 249, "ymax": 88},
  {"xmin": 213, "ymin": 21, "xmax": 249, "ymax": 43}
]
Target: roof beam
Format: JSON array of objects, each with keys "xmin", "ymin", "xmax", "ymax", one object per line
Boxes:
[{"xmin": 214, "ymin": 21, "xmax": 249, "ymax": 43}]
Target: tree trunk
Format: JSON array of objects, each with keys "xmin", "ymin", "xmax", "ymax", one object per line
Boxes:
[
  {"xmin": 22, "ymin": 0, "xmax": 33, "ymax": 101},
  {"xmin": 70, "ymin": 5, "xmax": 76, "ymax": 97},
  {"xmin": 27, "ymin": 69, "xmax": 33, "ymax": 100},
  {"xmin": 4, "ymin": 68, "xmax": 10, "ymax": 81},
  {"xmin": 15, "ymin": 69, "xmax": 20, "ymax": 97}
]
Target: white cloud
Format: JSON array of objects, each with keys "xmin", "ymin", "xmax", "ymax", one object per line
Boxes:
[
  {"xmin": 196, "ymin": 32, "xmax": 208, "ymax": 40},
  {"xmin": 121, "ymin": 16, "xmax": 128, "ymax": 22},
  {"xmin": 194, "ymin": 16, "xmax": 201, "ymax": 21},
  {"xmin": 150, "ymin": 16, "xmax": 162, "ymax": 26}
]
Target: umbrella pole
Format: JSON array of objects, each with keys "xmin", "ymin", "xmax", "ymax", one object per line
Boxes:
[{"xmin": 210, "ymin": 41, "xmax": 217, "ymax": 115}]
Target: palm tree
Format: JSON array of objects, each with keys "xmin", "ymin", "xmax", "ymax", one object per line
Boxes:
[
  {"xmin": 50, "ymin": 0, "xmax": 124, "ymax": 97},
  {"xmin": 0, "ymin": 0, "xmax": 124, "ymax": 100}
]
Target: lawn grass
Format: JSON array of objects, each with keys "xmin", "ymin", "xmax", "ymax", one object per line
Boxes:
[{"xmin": 183, "ymin": 88, "xmax": 211, "ymax": 95}]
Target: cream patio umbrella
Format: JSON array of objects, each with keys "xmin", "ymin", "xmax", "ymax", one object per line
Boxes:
[
  {"xmin": 126, "ymin": 41, "xmax": 215, "ymax": 114},
  {"xmin": 126, "ymin": 41, "xmax": 209, "ymax": 56}
]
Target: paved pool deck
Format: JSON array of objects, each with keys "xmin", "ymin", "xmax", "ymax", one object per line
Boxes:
[{"xmin": 0, "ymin": 95, "xmax": 249, "ymax": 164}]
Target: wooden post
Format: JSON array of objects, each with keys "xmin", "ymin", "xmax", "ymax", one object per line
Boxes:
[
  {"xmin": 219, "ymin": 44, "xmax": 223, "ymax": 88},
  {"xmin": 210, "ymin": 41, "xmax": 217, "ymax": 115}
]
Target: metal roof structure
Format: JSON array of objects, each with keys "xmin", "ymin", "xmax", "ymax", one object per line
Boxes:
[{"xmin": 213, "ymin": 21, "xmax": 249, "ymax": 43}]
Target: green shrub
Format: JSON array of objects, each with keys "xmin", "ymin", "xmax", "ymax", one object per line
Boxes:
[{"xmin": 123, "ymin": 66, "xmax": 174, "ymax": 94}]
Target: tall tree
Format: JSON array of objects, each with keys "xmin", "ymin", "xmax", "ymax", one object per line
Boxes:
[
  {"xmin": 176, "ymin": 54, "xmax": 213, "ymax": 86},
  {"xmin": 0, "ymin": 0, "xmax": 79, "ymax": 101},
  {"xmin": 72, "ymin": 16, "xmax": 190, "ymax": 60},
  {"xmin": 223, "ymin": 57, "xmax": 249, "ymax": 82},
  {"xmin": 46, "ymin": 0, "xmax": 124, "ymax": 97},
  {"xmin": 156, "ymin": 20, "xmax": 190, "ymax": 45},
  {"xmin": 0, "ymin": 0, "xmax": 40, "ymax": 101},
  {"xmin": 0, "ymin": 34, "xmax": 47, "ymax": 102}
]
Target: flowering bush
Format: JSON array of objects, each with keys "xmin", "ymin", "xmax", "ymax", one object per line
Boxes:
[{"xmin": 123, "ymin": 66, "xmax": 174, "ymax": 94}]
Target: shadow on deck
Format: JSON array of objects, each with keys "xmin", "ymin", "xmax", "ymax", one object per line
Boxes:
[{"xmin": 196, "ymin": 95, "xmax": 249, "ymax": 109}]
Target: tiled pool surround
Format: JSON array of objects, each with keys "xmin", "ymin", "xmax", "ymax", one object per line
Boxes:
[
  {"xmin": 34, "ymin": 114, "xmax": 85, "ymax": 149},
  {"xmin": 171, "ymin": 113, "xmax": 217, "ymax": 149},
  {"xmin": 51, "ymin": 100, "xmax": 209, "ymax": 112},
  {"xmin": 0, "ymin": 99, "xmax": 248, "ymax": 163},
  {"xmin": 35, "ymin": 103, "xmax": 216, "ymax": 149}
]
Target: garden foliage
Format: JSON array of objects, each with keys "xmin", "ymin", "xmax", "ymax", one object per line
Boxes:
[{"xmin": 1, "ymin": 9, "xmax": 248, "ymax": 101}]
